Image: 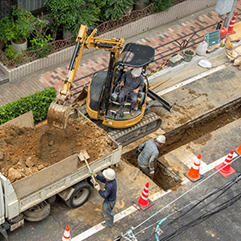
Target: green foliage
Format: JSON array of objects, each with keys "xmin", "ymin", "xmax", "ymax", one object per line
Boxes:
[
  {"xmin": 45, "ymin": 0, "xmax": 100, "ymax": 35},
  {"xmin": 28, "ymin": 17, "xmax": 53, "ymax": 58},
  {"xmin": 11, "ymin": 6, "xmax": 36, "ymax": 44},
  {"xmin": 0, "ymin": 15, "xmax": 15, "ymax": 44},
  {"xmin": 100, "ymin": 0, "xmax": 135, "ymax": 22},
  {"xmin": 149, "ymin": 0, "xmax": 173, "ymax": 12},
  {"xmin": 0, "ymin": 87, "xmax": 57, "ymax": 125},
  {"xmin": 4, "ymin": 44, "xmax": 24, "ymax": 64},
  {"xmin": 4, "ymin": 45, "xmax": 17, "ymax": 60},
  {"xmin": 0, "ymin": 6, "xmax": 36, "ymax": 44}
]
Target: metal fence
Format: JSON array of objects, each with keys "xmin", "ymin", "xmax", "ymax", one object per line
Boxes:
[
  {"xmin": 71, "ymin": 21, "xmax": 230, "ymax": 97},
  {"xmin": 0, "ymin": 3, "xmax": 158, "ymax": 69}
]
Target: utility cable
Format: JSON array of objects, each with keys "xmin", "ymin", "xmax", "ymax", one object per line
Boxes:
[
  {"xmin": 119, "ymin": 155, "xmax": 240, "ymax": 241},
  {"xmin": 141, "ymin": 174, "xmax": 241, "ymax": 241},
  {"xmin": 158, "ymin": 191, "xmax": 241, "ymax": 241}
]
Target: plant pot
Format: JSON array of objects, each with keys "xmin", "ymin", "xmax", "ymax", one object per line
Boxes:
[
  {"xmin": 183, "ymin": 49, "xmax": 195, "ymax": 62},
  {"xmin": 11, "ymin": 39, "xmax": 27, "ymax": 54}
]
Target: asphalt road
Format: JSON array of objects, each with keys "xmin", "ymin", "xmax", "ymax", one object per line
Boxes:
[{"xmin": 4, "ymin": 47, "xmax": 241, "ymax": 241}]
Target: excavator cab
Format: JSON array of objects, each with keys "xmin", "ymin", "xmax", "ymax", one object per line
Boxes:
[{"xmin": 86, "ymin": 43, "xmax": 155, "ymax": 129}]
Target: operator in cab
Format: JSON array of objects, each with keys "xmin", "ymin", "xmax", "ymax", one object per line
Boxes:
[
  {"xmin": 137, "ymin": 135, "xmax": 166, "ymax": 177},
  {"xmin": 118, "ymin": 67, "xmax": 144, "ymax": 110}
]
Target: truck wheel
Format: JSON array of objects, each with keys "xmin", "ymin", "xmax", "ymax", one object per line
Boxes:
[
  {"xmin": 65, "ymin": 181, "xmax": 91, "ymax": 208},
  {"xmin": 23, "ymin": 201, "xmax": 50, "ymax": 222}
]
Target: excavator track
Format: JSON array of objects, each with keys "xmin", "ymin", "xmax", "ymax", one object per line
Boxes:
[{"xmin": 108, "ymin": 112, "xmax": 162, "ymax": 146}]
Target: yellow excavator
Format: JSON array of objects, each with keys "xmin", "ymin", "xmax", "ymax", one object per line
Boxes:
[{"xmin": 47, "ymin": 24, "xmax": 172, "ymax": 146}]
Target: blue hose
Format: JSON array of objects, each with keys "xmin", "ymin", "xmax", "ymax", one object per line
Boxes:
[{"xmin": 155, "ymin": 217, "xmax": 167, "ymax": 241}]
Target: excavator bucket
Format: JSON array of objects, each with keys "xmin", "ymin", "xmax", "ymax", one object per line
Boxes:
[{"xmin": 47, "ymin": 101, "xmax": 71, "ymax": 129}]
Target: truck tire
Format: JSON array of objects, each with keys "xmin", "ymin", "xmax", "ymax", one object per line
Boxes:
[
  {"xmin": 23, "ymin": 201, "xmax": 51, "ymax": 222},
  {"xmin": 65, "ymin": 181, "xmax": 92, "ymax": 208}
]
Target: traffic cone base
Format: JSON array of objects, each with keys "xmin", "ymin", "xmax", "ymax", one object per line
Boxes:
[
  {"xmin": 236, "ymin": 144, "xmax": 241, "ymax": 155},
  {"xmin": 184, "ymin": 171, "xmax": 202, "ymax": 182},
  {"xmin": 214, "ymin": 162, "xmax": 236, "ymax": 177},
  {"xmin": 132, "ymin": 198, "xmax": 154, "ymax": 212}
]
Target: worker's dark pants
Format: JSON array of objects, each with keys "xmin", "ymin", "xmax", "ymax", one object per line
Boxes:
[
  {"xmin": 119, "ymin": 89, "xmax": 138, "ymax": 109},
  {"xmin": 138, "ymin": 165, "xmax": 151, "ymax": 177},
  {"xmin": 102, "ymin": 199, "xmax": 116, "ymax": 227}
]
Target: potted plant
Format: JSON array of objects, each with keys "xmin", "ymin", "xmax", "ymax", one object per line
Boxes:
[
  {"xmin": 0, "ymin": 6, "xmax": 36, "ymax": 53},
  {"xmin": 0, "ymin": 16, "xmax": 14, "ymax": 50},
  {"xmin": 10, "ymin": 6, "xmax": 36, "ymax": 53},
  {"xmin": 45, "ymin": 0, "xmax": 100, "ymax": 40}
]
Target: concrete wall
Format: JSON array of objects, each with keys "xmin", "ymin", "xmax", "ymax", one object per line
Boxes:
[{"xmin": 0, "ymin": 0, "xmax": 216, "ymax": 82}]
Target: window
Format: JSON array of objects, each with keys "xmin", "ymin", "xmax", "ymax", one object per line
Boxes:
[{"xmin": 17, "ymin": 0, "xmax": 47, "ymax": 13}]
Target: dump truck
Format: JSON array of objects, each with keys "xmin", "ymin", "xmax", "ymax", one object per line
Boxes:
[{"xmin": 0, "ymin": 112, "xmax": 122, "ymax": 239}]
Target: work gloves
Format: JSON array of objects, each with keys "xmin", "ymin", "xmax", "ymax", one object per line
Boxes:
[
  {"xmin": 94, "ymin": 183, "xmax": 101, "ymax": 191},
  {"xmin": 149, "ymin": 170, "xmax": 155, "ymax": 175},
  {"xmin": 89, "ymin": 172, "xmax": 95, "ymax": 177}
]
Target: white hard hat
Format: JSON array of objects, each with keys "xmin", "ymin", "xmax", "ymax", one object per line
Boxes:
[
  {"xmin": 102, "ymin": 168, "xmax": 115, "ymax": 180},
  {"xmin": 131, "ymin": 68, "xmax": 142, "ymax": 77},
  {"xmin": 155, "ymin": 135, "xmax": 166, "ymax": 144}
]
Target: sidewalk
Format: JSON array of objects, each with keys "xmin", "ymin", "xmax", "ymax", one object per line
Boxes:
[{"xmin": 0, "ymin": 2, "xmax": 241, "ymax": 107}]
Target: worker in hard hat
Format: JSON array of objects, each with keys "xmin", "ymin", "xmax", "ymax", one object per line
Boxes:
[
  {"xmin": 137, "ymin": 135, "xmax": 166, "ymax": 177},
  {"xmin": 118, "ymin": 67, "xmax": 144, "ymax": 110},
  {"xmin": 91, "ymin": 168, "xmax": 117, "ymax": 228}
]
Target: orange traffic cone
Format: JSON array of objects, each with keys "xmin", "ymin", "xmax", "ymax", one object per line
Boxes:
[
  {"xmin": 227, "ymin": 12, "xmax": 238, "ymax": 35},
  {"xmin": 61, "ymin": 225, "xmax": 71, "ymax": 241},
  {"xmin": 215, "ymin": 150, "xmax": 236, "ymax": 177},
  {"xmin": 185, "ymin": 154, "xmax": 202, "ymax": 182},
  {"xmin": 236, "ymin": 144, "xmax": 241, "ymax": 155},
  {"xmin": 132, "ymin": 182, "xmax": 154, "ymax": 212}
]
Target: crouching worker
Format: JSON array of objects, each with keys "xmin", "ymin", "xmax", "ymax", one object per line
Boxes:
[
  {"xmin": 91, "ymin": 168, "xmax": 117, "ymax": 228},
  {"xmin": 137, "ymin": 135, "xmax": 166, "ymax": 177}
]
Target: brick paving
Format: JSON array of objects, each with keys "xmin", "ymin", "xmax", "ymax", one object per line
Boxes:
[{"xmin": 0, "ymin": 2, "xmax": 241, "ymax": 106}]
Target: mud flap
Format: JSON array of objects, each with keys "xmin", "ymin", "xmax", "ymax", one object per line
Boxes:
[{"xmin": 47, "ymin": 101, "xmax": 71, "ymax": 129}]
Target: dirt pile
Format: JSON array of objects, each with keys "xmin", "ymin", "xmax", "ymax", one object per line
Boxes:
[{"xmin": 0, "ymin": 116, "xmax": 114, "ymax": 183}]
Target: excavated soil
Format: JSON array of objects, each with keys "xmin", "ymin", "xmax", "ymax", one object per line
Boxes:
[{"xmin": 0, "ymin": 116, "xmax": 114, "ymax": 183}]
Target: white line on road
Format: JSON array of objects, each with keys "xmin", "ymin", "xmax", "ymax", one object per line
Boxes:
[
  {"xmin": 73, "ymin": 150, "xmax": 238, "ymax": 241},
  {"xmin": 156, "ymin": 64, "xmax": 226, "ymax": 96}
]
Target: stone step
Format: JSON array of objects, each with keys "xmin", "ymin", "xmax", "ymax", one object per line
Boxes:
[{"xmin": 0, "ymin": 69, "xmax": 9, "ymax": 85}]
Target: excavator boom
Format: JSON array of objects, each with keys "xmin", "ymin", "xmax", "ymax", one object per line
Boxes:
[{"xmin": 47, "ymin": 25, "xmax": 124, "ymax": 129}]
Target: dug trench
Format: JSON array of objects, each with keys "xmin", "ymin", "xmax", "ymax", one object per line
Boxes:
[{"xmin": 122, "ymin": 99, "xmax": 241, "ymax": 191}]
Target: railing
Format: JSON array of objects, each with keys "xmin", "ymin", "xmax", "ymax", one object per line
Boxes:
[
  {"xmin": 70, "ymin": 22, "xmax": 224, "ymax": 97},
  {"xmin": 0, "ymin": 3, "xmax": 157, "ymax": 69},
  {"xmin": 97, "ymin": 3, "xmax": 155, "ymax": 34},
  {"xmin": 0, "ymin": 35, "xmax": 76, "ymax": 68}
]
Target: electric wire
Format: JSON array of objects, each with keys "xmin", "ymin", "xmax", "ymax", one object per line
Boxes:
[
  {"xmin": 159, "ymin": 190, "xmax": 241, "ymax": 241},
  {"xmin": 119, "ymin": 156, "xmax": 240, "ymax": 241},
  {"xmin": 141, "ymin": 174, "xmax": 241, "ymax": 241}
]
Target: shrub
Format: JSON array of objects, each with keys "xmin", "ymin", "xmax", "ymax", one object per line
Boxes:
[
  {"xmin": 45, "ymin": 0, "xmax": 100, "ymax": 36},
  {"xmin": 149, "ymin": 0, "xmax": 173, "ymax": 12},
  {"xmin": 0, "ymin": 87, "xmax": 57, "ymax": 125}
]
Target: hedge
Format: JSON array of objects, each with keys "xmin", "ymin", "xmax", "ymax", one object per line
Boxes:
[{"xmin": 0, "ymin": 87, "xmax": 57, "ymax": 125}]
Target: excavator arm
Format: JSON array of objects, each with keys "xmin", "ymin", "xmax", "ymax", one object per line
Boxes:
[{"xmin": 47, "ymin": 24, "xmax": 124, "ymax": 129}]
